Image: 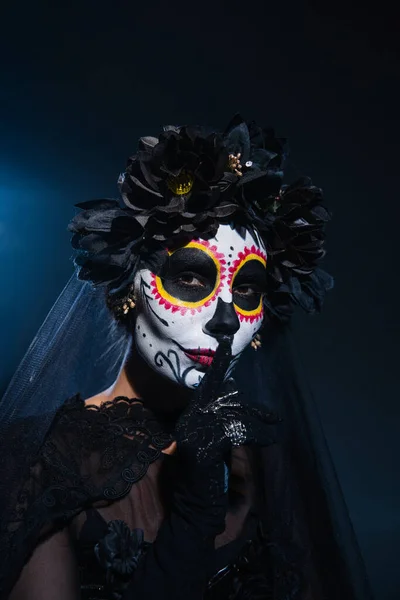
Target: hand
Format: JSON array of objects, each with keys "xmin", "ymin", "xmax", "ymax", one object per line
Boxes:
[{"xmin": 175, "ymin": 335, "xmax": 279, "ymax": 467}]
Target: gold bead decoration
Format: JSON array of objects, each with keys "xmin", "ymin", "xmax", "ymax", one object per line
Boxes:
[
  {"xmin": 250, "ymin": 333, "xmax": 262, "ymax": 351},
  {"xmin": 108, "ymin": 284, "xmax": 137, "ymax": 319},
  {"xmin": 167, "ymin": 170, "xmax": 194, "ymax": 195},
  {"xmin": 228, "ymin": 153, "xmax": 243, "ymax": 177},
  {"xmin": 121, "ymin": 289, "xmax": 136, "ymax": 316}
]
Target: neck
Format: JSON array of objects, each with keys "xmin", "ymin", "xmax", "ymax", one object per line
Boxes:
[{"xmin": 106, "ymin": 342, "xmax": 192, "ymax": 413}]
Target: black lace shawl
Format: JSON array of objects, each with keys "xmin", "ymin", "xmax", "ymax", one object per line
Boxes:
[
  {"xmin": 0, "ymin": 392, "xmax": 368, "ymax": 600},
  {"xmin": 0, "ymin": 396, "xmax": 171, "ymax": 595}
]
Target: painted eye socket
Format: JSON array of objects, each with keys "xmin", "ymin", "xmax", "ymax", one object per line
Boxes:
[
  {"xmin": 174, "ymin": 273, "xmax": 207, "ymax": 289},
  {"xmin": 162, "ymin": 260, "xmax": 214, "ymax": 302},
  {"xmin": 230, "ymin": 256, "xmax": 267, "ymax": 321},
  {"xmin": 233, "ymin": 285, "xmax": 263, "ymax": 297},
  {"xmin": 155, "ymin": 243, "xmax": 223, "ymax": 308},
  {"xmin": 233, "ymin": 286, "xmax": 263, "ymax": 312}
]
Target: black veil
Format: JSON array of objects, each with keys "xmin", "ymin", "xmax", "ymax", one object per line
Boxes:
[
  {"xmin": 0, "ymin": 274, "xmax": 126, "ymax": 439},
  {"xmin": 0, "ymin": 273, "xmax": 372, "ymax": 599},
  {"xmin": 236, "ymin": 324, "xmax": 373, "ymax": 599}
]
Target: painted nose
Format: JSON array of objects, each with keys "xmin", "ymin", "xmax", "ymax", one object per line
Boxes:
[{"xmin": 203, "ymin": 297, "xmax": 240, "ymax": 337}]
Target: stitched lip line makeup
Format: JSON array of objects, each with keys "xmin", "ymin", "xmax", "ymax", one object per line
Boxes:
[{"xmin": 184, "ymin": 348, "xmax": 216, "ymax": 366}]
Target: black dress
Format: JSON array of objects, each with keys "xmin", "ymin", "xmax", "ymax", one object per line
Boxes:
[{"xmin": 2, "ymin": 395, "xmax": 289, "ymax": 600}]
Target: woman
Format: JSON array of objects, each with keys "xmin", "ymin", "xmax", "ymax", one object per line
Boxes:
[{"xmin": 0, "ymin": 116, "xmax": 372, "ymax": 599}]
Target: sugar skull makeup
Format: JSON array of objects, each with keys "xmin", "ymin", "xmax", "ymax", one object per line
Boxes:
[{"xmin": 134, "ymin": 224, "xmax": 267, "ymax": 388}]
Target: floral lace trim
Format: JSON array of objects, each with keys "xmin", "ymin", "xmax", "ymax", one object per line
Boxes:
[{"xmin": 0, "ymin": 394, "xmax": 175, "ymax": 598}]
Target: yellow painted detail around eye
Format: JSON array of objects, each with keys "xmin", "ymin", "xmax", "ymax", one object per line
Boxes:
[
  {"xmin": 155, "ymin": 241, "xmax": 221, "ymax": 308},
  {"xmin": 231, "ymin": 253, "xmax": 266, "ymax": 318},
  {"xmin": 231, "ymin": 254, "xmax": 267, "ymax": 288},
  {"xmin": 234, "ymin": 295, "xmax": 263, "ymax": 318}
]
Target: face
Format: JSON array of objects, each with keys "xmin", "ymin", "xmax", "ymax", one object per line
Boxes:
[{"xmin": 134, "ymin": 224, "xmax": 267, "ymax": 388}]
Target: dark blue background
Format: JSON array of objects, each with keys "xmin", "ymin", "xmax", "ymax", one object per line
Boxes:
[{"xmin": 0, "ymin": 2, "xmax": 398, "ymax": 598}]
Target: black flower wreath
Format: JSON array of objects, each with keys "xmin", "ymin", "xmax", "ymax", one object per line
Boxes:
[{"xmin": 69, "ymin": 115, "xmax": 333, "ymax": 320}]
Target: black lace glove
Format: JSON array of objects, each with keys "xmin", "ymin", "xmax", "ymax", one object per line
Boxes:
[
  {"xmin": 176, "ymin": 335, "xmax": 278, "ymax": 464},
  {"xmin": 173, "ymin": 334, "xmax": 279, "ymax": 539}
]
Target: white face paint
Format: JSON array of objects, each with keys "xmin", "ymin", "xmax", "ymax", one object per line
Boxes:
[{"xmin": 134, "ymin": 224, "xmax": 267, "ymax": 388}]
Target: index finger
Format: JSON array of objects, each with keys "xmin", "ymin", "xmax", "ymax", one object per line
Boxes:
[{"xmin": 194, "ymin": 335, "xmax": 233, "ymax": 405}]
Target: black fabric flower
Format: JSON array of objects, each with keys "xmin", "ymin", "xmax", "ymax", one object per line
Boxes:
[
  {"xmin": 94, "ymin": 520, "xmax": 148, "ymax": 580},
  {"xmin": 118, "ymin": 125, "xmax": 236, "ymax": 241},
  {"xmin": 263, "ymin": 177, "xmax": 333, "ymax": 319},
  {"xmin": 226, "ymin": 115, "xmax": 286, "ymax": 216},
  {"xmin": 69, "ymin": 115, "xmax": 332, "ymax": 320},
  {"xmin": 69, "ymin": 199, "xmax": 146, "ymax": 296},
  {"xmin": 120, "ymin": 126, "xmax": 229, "ymax": 207}
]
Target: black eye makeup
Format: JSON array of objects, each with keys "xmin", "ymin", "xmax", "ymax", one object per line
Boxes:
[
  {"xmin": 160, "ymin": 247, "xmax": 218, "ymax": 303},
  {"xmin": 232, "ymin": 259, "xmax": 267, "ymax": 312}
]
